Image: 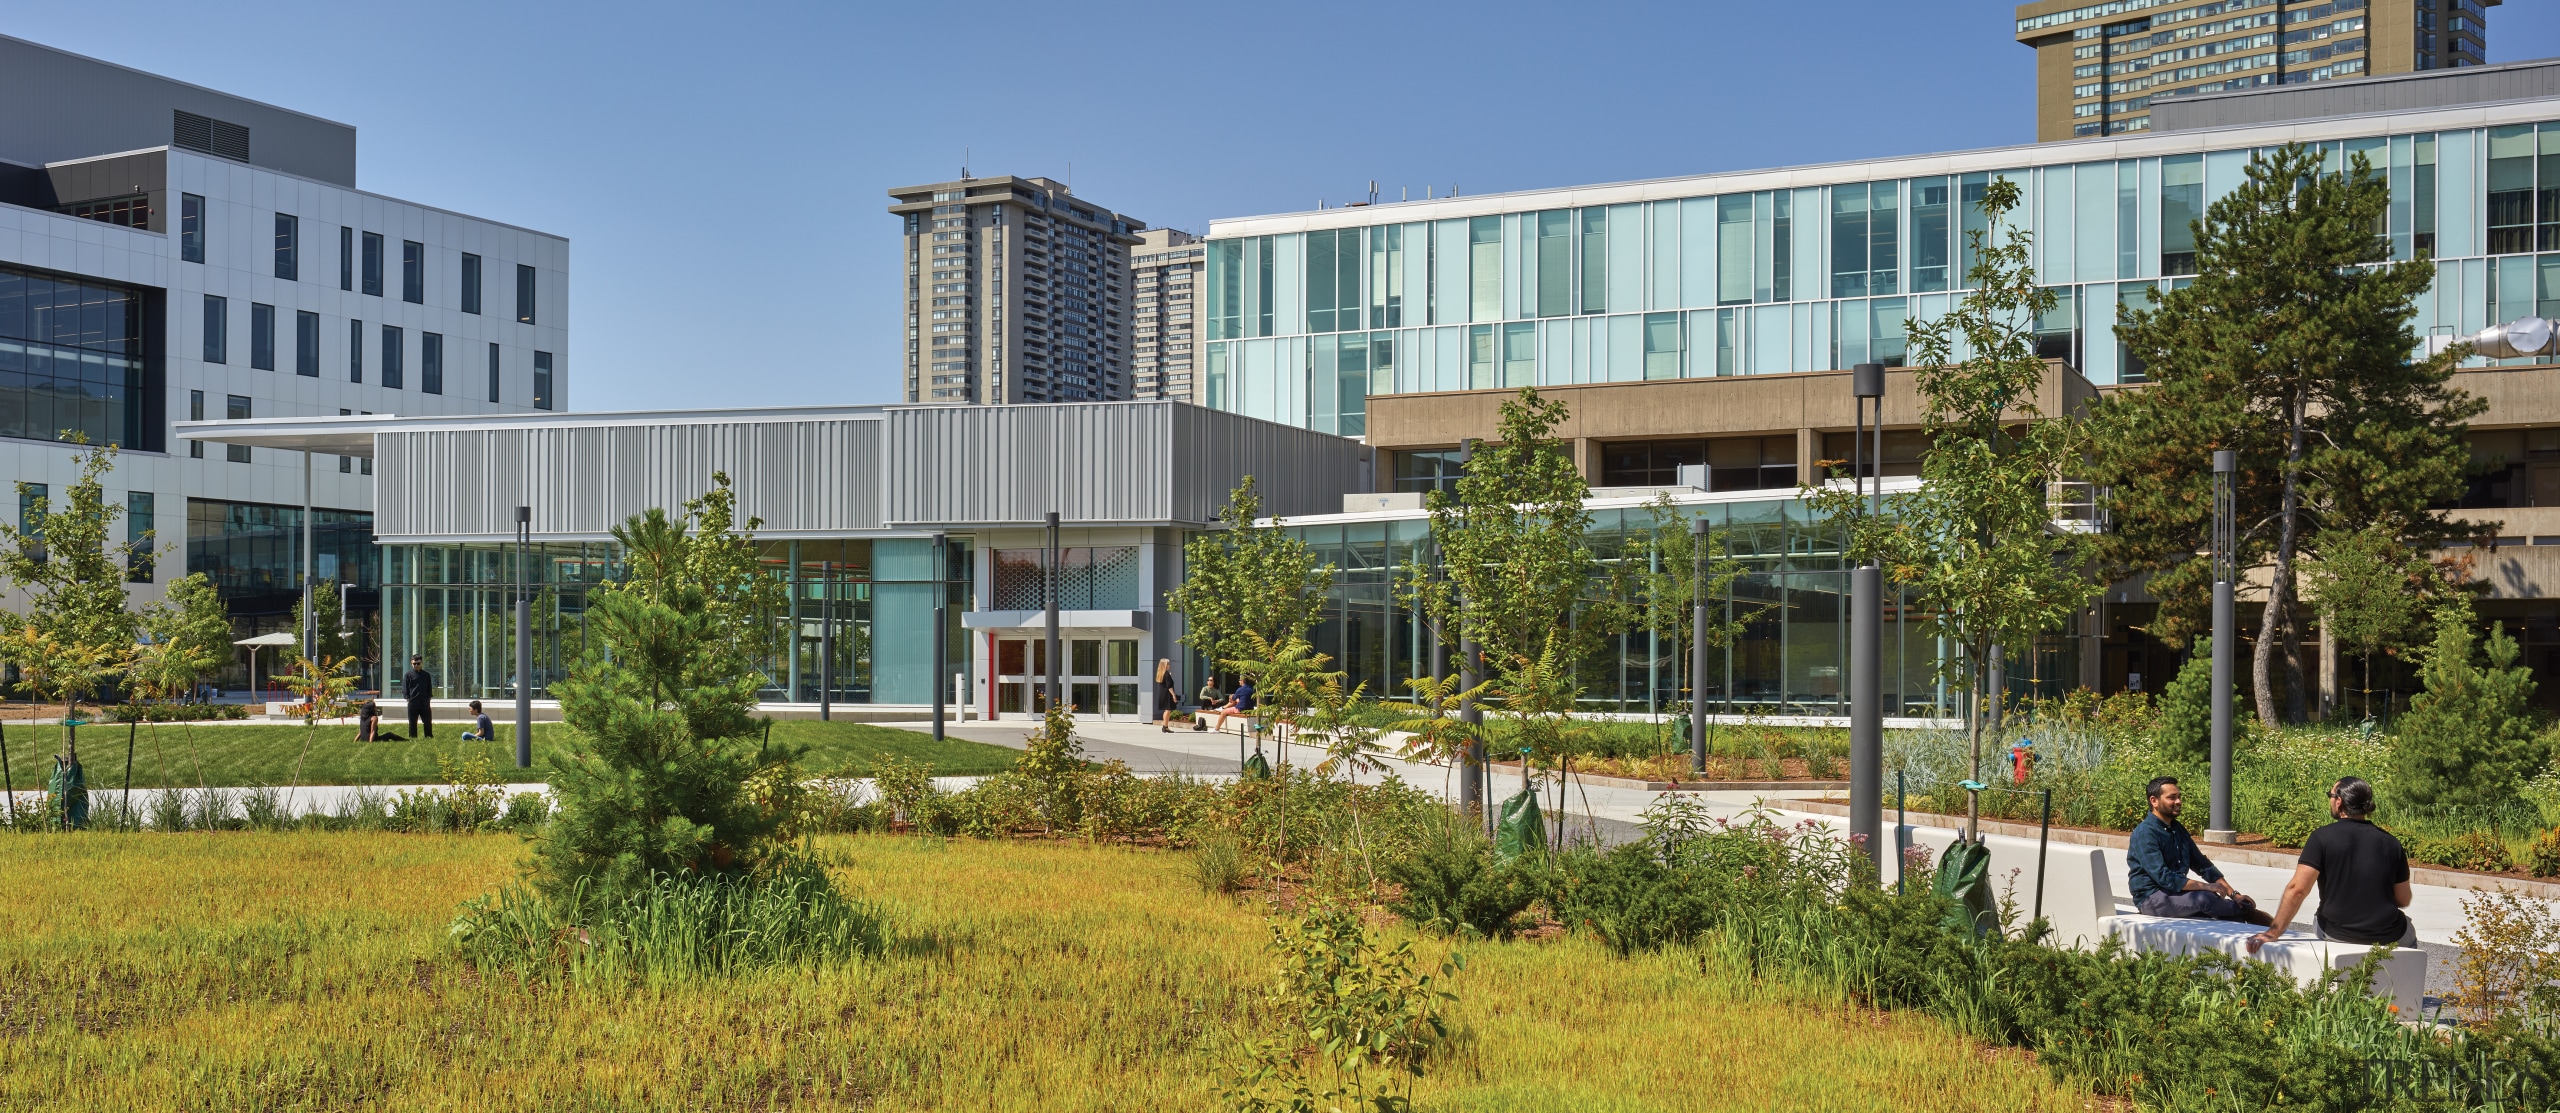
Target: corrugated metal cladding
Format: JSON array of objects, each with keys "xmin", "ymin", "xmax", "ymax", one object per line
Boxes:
[
  {"xmin": 374, "ymin": 419, "xmax": 885, "ymax": 540},
  {"xmin": 883, "ymin": 403, "xmax": 1367, "ymax": 527}
]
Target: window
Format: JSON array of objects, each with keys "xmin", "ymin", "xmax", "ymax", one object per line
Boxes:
[
  {"xmin": 1600, "ymin": 440, "xmax": 1703, "ymax": 487},
  {"xmin": 2161, "ymin": 154, "xmax": 2205, "ymax": 275},
  {"xmin": 274, "ymin": 214, "xmax": 298, "ymax": 280},
  {"xmin": 348, "ymin": 318, "xmax": 363, "ymax": 382},
  {"xmin": 340, "ymin": 226, "xmax": 354, "ymax": 290},
  {"xmin": 460, "ymin": 253, "xmax": 482, "ymax": 314},
  {"xmin": 17, "ymin": 484, "xmax": 44, "ymax": 564},
  {"xmin": 224, "ymin": 395, "xmax": 252, "ymax": 463},
  {"xmin": 1579, "ymin": 209, "xmax": 1607, "ymax": 313},
  {"xmin": 295, "ymin": 311, "xmax": 319, "ymax": 377},
  {"xmin": 421, "ymin": 332, "xmax": 443, "ymax": 394},
  {"xmin": 382, "ymin": 325, "xmax": 404, "ymax": 389},
  {"xmin": 126, "ymin": 491, "xmax": 154, "ymax": 582},
  {"xmin": 181, "ymin": 194, "xmax": 206, "ymax": 263},
  {"xmin": 188, "ymin": 391, "xmax": 205, "ymax": 458},
  {"xmin": 533, "ymin": 351, "xmax": 552, "ymax": 410},
  {"xmin": 402, "ymin": 241, "xmax": 423, "ymax": 303},
  {"xmin": 202, "ymin": 295, "xmax": 227, "ymax": 363},
  {"xmin": 516, "ymin": 264, "xmax": 538, "ymax": 324},
  {"xmin": 249, "ymin": 303, "xmax": 275, "ymax": 370},
  {"xmin": 1392, "ymin": 449, "xmax": 1466, "ymax": 494},
  {"xmin": 487, "ymin": 343, "xmax": 501, "ymax": 403},
  {"xmin": 362, "ymin": 232, "xmax": 384, "ymax": 296},
  {"xmin": 1707, "ymin": 435, "xmax": 1797, "ymax": 491},
  {"xmin": 1911, "ymin": 179, "xmax": 1952, "ymax": 293}
]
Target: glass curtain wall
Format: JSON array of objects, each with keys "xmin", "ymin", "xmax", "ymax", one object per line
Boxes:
[
  {"xmin": 1250, "ymin": 495, "xmax": 1962, "ymax": 719},
  {"xmin": 1206, "ymin": 118, "xmax": 2560, "ymax": 425},
  {"xmin": 381, "ymin": 537, "xmax": 973, "ymax": 704}
]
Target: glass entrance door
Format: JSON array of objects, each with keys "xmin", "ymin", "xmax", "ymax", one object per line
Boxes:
[{"xmin": 994, "ymin": 636, "xmax": 1143, "ymax": 720}]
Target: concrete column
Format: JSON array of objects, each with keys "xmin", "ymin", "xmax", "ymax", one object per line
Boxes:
[
  {"xmin": 1796, "ymin": 428, "xmax": 1819, "ymax": 483},
  {"xmin": 1572, "ymin": 438, "xmax": 1604, "ymax": 486}
]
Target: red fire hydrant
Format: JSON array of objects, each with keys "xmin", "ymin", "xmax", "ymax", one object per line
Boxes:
[{"xmin": 2009, "ymin": 738, "xmax": 2036, "ymax": 786}]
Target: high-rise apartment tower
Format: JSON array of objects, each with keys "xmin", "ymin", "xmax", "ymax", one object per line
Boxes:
[
  {"xmin": 889, "ymin": 176, "xmax": 1143, "ymax": 404},
  {"xmin": 1130, "ymin": 229, "xmax": 1205, "ymax": 402},
  {"xmin": 2017, "ymin": 0, "xmax": 2497, "ymax": 142}
]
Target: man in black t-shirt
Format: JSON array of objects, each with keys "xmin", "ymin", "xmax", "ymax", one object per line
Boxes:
[{"xmin": 2248, "ymin": 776, "xmax": 2415, "ymax": 953}]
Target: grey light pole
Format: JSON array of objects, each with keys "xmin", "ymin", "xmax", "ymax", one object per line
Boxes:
[
  {"xmin": 2207, "ymin": 449, "xmax": 2238, "ymax": 843},
  {"xmin": 300, "ymin": 452, "xmax": 316, "ymax": 660},
  {"xmin": 1689, "ymin": 518, "xmax": 1710, "ymax": 777},
  {"xmin": 514, "ymin": 505, "xmax": 532, "ymax": 769},
  {"xmin": 1850, "ymin": 363, "xmax": 1886, "ymax": 878},
  {"xmin": 1045, "ymin": 511, "xmax": 1062, "ymax": 715},
  {"xmin": 932, "ymin": 532, "xmax": 949, "ymax": 741},
  {"xmin": 1453, "ymin": 439, "xmax": 1486, "ymax": 834}
]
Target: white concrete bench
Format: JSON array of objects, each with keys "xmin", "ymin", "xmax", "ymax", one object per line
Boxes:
[
  {"xmin": 2099, "ymin": 914, "xmax": 2426, "ymax": 1011},
  {"xmin": 1884, "ymin": 823, "xmax": 2424, "ymax": 1008}
]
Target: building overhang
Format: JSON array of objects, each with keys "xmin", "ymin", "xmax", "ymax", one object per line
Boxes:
[{"xmin": 962, "ymin": 610, "xmax": 1150, "ymax": 631}]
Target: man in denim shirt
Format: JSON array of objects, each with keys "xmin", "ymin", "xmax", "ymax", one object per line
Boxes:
[{"xmin": 2128, "ymin": 776, "xmax": 2273, "ymax": 926}]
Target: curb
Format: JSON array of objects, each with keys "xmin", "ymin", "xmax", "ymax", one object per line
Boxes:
[{"xmin": 1784, "ymin": 799, "xmax": 2560, "ymax": 901}]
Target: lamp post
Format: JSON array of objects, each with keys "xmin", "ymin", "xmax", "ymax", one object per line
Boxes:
[
  {"xmin": 514, "ymin": 505, "xmax": 532, "ymax": 769},
  {"xmin": 1690, "ymin": 517, "xmax": 1710, "ymax": 778},
  {"xmin": 820, "ymin": 560, "xmax": 834, "ymax": 722},
  {"xmin": 2207, "ymin": 449, "xmax": 2237, "ymax": 844},
  {"xmin": 932, "ymin": 532, "xmax": 949, "ymax": 741},
  {"xmin": 1849, "ymin": 362, "xmax": 1886, "ymax": 879}
]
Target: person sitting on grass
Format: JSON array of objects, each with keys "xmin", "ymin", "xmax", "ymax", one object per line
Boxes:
[
  {"xmin": 2128, "ymin": 775, "xmax": 2273, "ymax": 926},
  {"xmin": 1204, "ymin": 679, "xmax": 1257, "ymax": 733},
  {"xmin": 357, "ymin": 699, "xmax": 381, "ymax": 742},
  {"xmin": 459, "ymin": 700, "xmax": 496, "ymax": 742},
  {"xmin": 2247, "ymin": 776, "xmax": 2415, "ymax": 953}
]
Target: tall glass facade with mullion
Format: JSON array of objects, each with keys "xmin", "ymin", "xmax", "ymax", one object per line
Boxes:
[
  {"xmin": 0, "ymin": 265, "xmax": 149, "ymax": 448},
  {"xmin": 379, "ymin": 538, "xmax": 973, "ymax": 704},
  {"xmin": 1203, "ymin": 115, "xmax": 2560, "ymax": 424},
  {"xmin": 1263, "ymin": 495, "xmax": 1964, "ymax": 719}
]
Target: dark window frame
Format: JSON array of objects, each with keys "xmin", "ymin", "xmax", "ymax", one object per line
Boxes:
[
  {"xmin": 382, "ymin": 324, "xmax": 404, "ymax": 389},
  {"xmin": 224, "ymin": 395, "xmax": 252, "ymax": 462},
  {"xmin": 487, "ymin": 342, "xmax": 501, "ymax": 403},
  {"xmin": 532, "ymin": 350, "xmax": 553, "ymax": 410},
  {"xmin": 201, "ymin": 294, "xmax": 226, "ymax": 363},
  {"xmin": 295, "ymin": 310, "xmax": 320, "ymax": 377},
  {"xmin": 362, "ymin": 232, "xmax": 384, "ymax": 297},
  {"xmin": 402, "ymin": 240, "xmax": 424, "ymax": 304},
  {"xmin": 180, "ymin": 194, "xmax": 206, "ymax": 263},
  {"xmin": 460, "ymin": 253, "xmax": 482, "ymax": 315},
  {"xmin": 339, "ymin": 226, "xmax": 354, "ymax": 290},
  {"xmin": 249, "ymin": 302, "xmax": 275, "ymax": 370},
  {"xmin": 421, "ymin": 332, "xmax": 443, "ymax": 395},
  {"xmin": 516, "ymin": 264, "xmax": 537, "ymax": 324},
  {"xmin": 348, "ymin": 318, "xmax": 363, "ymax": 382},
  {"xmin": 188, "ymin": 390, "xmax": 205, "ymax": 458},
  {"xmin": 273, "ymin": 213, "xmax": 298, "ymax": 281}
]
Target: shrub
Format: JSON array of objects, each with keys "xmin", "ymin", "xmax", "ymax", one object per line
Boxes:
[
  {"xmin": 102, "ymin": 702, "xmax": 248, "ymax": 723},
  {"xmin": 1379, "ymin": 809, "xmax": 1540, "ymax": 939},
  {"xmin": 2393, "ymin": 599, "xmax": 2547, "ymax": 812},
  {"xmin": 1222, "ymin": 902, "xmax": 1457, "ymax": 1113},
  {"xmin": 2528, "ymin": 828, "xmax": 2560, "ymax": 879},
  {"xmin": 2447, "ymin": 889, "xmax": 2560, "ymax": 1028},
  {"xmin": 2156, "ymin": 637, "xmax": 2217, "ymax": 766},
  {"xmin": 499, "ymin": 792, "xmax": 551, "ymax": 831},
  {"xmin": 869, "ymin": 755, "xmax": 941, "ymax": 830},
  {"xmin": 2411, "ymin": 829, "xmax": 2516, "ymax": 874},
  {"xmin": 450, "ymin": 863, "xmax": 886, "ymax": 984}
]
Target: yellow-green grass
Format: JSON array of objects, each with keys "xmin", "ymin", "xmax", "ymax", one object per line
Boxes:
[
  {"xmin": 7, "ymin": 720, "xmax": 1018, "ymax": 789},
  {"xmin": 0, "ymin": 832, "xmax": 2092, "ymax": 1112}
]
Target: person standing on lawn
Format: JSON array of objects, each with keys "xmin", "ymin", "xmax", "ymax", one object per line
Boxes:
[
  {"xmin": 2247, "ymin": 776, "xmax": 2415, "ymax": 952},
  {"xmin": 2128, "ymin": 776, "xmax": 2274, "ymax": 926},
  {"xmin": 402, "ymin": 655, "xmax": 435, "ymax": 738}
]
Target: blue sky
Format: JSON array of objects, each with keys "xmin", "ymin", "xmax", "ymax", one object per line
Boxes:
[{"xmin": 8, "ymin": 1, "xmax": 2557, "ymax": 410}]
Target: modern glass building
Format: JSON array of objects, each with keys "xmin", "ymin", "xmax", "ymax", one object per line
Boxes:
[{"xmin": 1197, "ymin": 89, "xmax": 2557, "ymax": 435}]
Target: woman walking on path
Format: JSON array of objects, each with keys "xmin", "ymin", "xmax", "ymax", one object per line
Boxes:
[{"xmin": 1155, "ymin": 659, "xmax": 1183, "ymax": 732}]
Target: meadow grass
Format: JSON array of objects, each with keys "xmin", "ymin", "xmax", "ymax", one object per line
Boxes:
[
  {"xmin": 0, "ymin": 832, "xmax": 2093, "ymax": 1112},
  {"xmin": 6, "ymin": 719, "xmax": 1020, "ymax": 789}
]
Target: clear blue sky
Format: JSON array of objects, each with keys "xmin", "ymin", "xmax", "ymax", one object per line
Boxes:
[{"xmin": 9, "ymin": 1, "xmax": 2557, "ymax": 410}]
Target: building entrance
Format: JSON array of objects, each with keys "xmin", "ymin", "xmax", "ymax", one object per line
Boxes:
[{"xmin": 993, "ymin": 635, "xmax": 1143, "ymax": 720}]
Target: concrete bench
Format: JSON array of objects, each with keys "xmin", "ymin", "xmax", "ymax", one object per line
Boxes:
[{"xmin": 2099, "ymin": 914, "xmax": 2426, "ymax": 1010}]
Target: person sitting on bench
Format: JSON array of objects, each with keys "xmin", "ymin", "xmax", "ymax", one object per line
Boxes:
[
  {"xmin": 1204, "ymin": 679, "xmax": 1257, "ymax": 732},
  {"xmin": 2247, "ymin": 776, "xmax": 2414, "ymax": 953},
  {"xmin": 2128, "ymin": 775, "xmax": 2273, "ymax": 926}
]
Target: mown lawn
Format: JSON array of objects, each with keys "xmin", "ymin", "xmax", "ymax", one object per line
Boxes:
[
  {"xmin": 0, "ymin": 832, "xmax": 2095, "ymax": 1112},
  {"xmin": 2, "ymin": 719, "xmax": 1019, "ymax": 788}
]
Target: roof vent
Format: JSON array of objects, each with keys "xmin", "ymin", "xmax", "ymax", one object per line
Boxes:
[{"xmin": 172, "ymin": 110, "xmax": 250, "ymax": 162}]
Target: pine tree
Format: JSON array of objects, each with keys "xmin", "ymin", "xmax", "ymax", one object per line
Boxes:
[
  {"xmin": 2092, "ymin": 143, "xmax": 2480, "ymax": 727},
  {"xmin": 533, "ymin": 475, "xmax": 798, "ymax": 900},
  {"xmin": 2394, "ymin": 598, "xmax": 2544, "ymax": 812}
]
